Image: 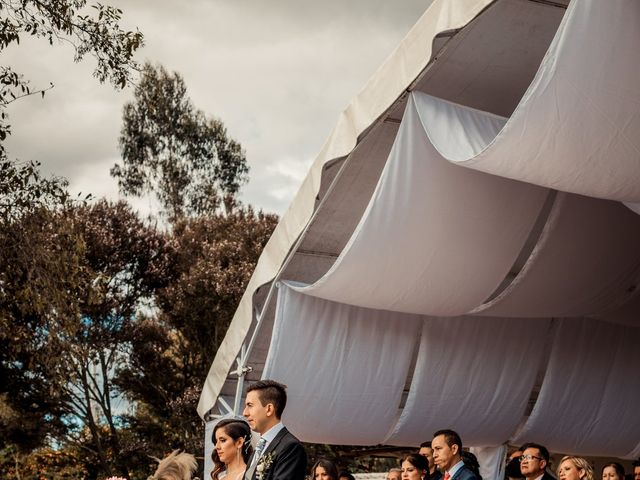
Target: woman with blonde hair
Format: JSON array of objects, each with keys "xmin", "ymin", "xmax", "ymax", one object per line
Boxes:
[
  {"xmin": 150, "ymin": 450, "xmax": 198, "ymax": 480},
  {"xmin": 557, "ymin": 456, "xmax": 594, "ymax": 480}
]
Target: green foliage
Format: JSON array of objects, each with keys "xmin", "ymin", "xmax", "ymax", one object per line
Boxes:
[
  {"xmin": 0, "ymin": 155, "xmax": 277, "ymax": 476},
  {"xmin": 0, "ymin": 157, "xmax": 83, "ymax": 451},
  {"xmin": 113, "ymin": 63, "xmax": 250, "ymax": 221},
  {"xmin": 0, "ymin": 177, "xmax": 176, "ymax": 477},
  {"xmin": 0, "ymin": 444, "xmax": 89, "ymax": 479},
  {"xmin": 53, "ymin": 200, "xmax": 173, "ymax": 478},
  {"xmin": 115, "ymin": 208, "xmax": 278, "ymax": 462},
  {"xmin": 0, "ymin": 48, "xmax": 277, "ymax": 476},
  {"xmin": 0, "ymin": 0, "xmax": 144, "ymax": 152},
  {"xmin": 0, "ymin": 155, "xmax": 70, "ymax": 221},
  {"xmin": 159, "ymin": 209, "xmax": 278, "ymax": 374}
]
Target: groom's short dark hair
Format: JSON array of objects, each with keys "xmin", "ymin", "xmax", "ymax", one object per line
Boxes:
[{"xmin": 247, "ymin": 379, "xmax": 287, "ymax": 418}]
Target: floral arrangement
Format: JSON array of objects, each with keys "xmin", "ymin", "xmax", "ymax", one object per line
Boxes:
[{"xmin": 256, "ymin": 452, "xmax": 276, "ymax": 480}]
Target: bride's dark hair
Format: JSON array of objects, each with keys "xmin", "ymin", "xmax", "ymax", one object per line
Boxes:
[{"xmin": 211, "ymin": 419, "xmax": 253, "ymax": 480}]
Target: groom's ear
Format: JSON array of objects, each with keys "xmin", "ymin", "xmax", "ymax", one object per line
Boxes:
[{"xmin": 265, "ymin": 403, "xmax": 276, "ymax": 417}]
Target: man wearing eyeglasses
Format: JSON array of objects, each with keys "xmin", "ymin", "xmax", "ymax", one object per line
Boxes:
[{"xmin": 519, "ymin": 443, "xmax": 555, "ymax": 480}]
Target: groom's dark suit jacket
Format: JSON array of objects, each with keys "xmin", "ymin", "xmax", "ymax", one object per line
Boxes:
[{"xmin": 247, "ymin": 427, "xmax": 307, "ymax": 480}]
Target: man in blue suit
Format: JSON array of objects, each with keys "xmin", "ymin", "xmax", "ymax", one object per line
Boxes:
[{"xmin": 432, "ymin": 429, "xmax": 479, "ymax": 480}]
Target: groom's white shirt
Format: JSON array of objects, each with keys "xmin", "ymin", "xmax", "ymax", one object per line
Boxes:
[{"xmin": 258, "ymin": 421, "xmax": 284, "ymax": 454}]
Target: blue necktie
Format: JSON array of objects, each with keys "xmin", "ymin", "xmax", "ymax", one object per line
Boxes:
[{"xmin": 253, "ymin": 438, "xmax": 267, "ymax": 465}]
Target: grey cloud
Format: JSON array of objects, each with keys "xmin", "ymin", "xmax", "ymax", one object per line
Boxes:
[{"xmin": 4, "ymin": 0, "xmax": 432, "ymax": 215}]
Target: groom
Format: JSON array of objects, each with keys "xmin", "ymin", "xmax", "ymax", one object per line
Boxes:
[{"xmin": 243, "ymin": 379, "xmax": 307, "ymax": 480}]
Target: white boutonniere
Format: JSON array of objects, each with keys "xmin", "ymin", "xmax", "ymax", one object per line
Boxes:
[{"xmin": 256, "ymin": 452, "xmax": 276, "ymax": 480}]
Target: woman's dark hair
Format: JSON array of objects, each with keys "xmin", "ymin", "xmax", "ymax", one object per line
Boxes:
[
  {"xmin": 211, "ymin": 419, "xmax": 254, "ymax": 480},
  {"xmin": 311, "ymin": 459, "xmax": 339, "ymax": 480},
  {"xmin": 602, "ymin": 463, "xmax": 625, "ymax": 479},
  {"xmin": 402, "ymin": 453, "xmax": 430, "ymax": 479},
  {"xmin": 462, "ymin": 451, "xmax": 482, "ymax": 480},
  {"xmin": 339, "ymin": 470, "xmax": 356, "ymax": 480}
]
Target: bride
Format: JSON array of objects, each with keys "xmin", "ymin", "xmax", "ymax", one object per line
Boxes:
[{"xmin": 211, "ymin": 418, "xmax": 254, "ymax": 480}]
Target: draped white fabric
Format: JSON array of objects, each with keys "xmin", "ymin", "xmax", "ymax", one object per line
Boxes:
[
  {"xmin": 450, "ymin": 0, "xmax": 640, "ymax": 202},
  {"xmin": 204, "ymin": 421, "xmax": 215, "ymax": 480},
  {"xmin": 298, "ymin": 94, "xmax": 548, "ymax": 315},
  {"xmin": 386, "ymin": 317, "xmax": 549, "ymax": 446},
  {"xmin": 263, "ymin": 287, "xmax": 640, "ymax": 456},
  {"xmin": 277, "ymin": 68, "xmax": 640, "ymax": 451},
  {"xmin": 624, "ymin": 202, "xmax": 640, "ymax": 216},
  {"xmin": 513, "ymin": 318, "xmax": 640, "ymax": 456},
  {"xmin": 472, "ymin": 192, "xmax": 640, "ymax": 321},
  {"xmin": 469, "ymin": 446, "xmax": 506, "ymax": 480},
  {"xmin": 202, "ymin": 0, "xmax": 640, "ymax": 462},
  {"xmin": 197, "ymin": 0, "xmax": 498, "ymax": 419},
  {"xmin": 298, "ymin": 86, "xmax": 640, "ymax": 321},
  {"xmin": 626, "ymin": 442, "xmax": 640, "ymax": 461},
  {"xmin": 262, "ymin": 283, "xmax": 422, "ymax": 445}
]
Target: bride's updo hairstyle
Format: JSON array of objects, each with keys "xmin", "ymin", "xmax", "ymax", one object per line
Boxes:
[{"xmin": 211, "ymin": 419, "xmax": 254, "ymax": 480}]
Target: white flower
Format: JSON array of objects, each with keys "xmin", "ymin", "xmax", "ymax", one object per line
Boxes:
[{"xmin": 256, "ymin": 452, "xmax": 276, "ymax": 480}]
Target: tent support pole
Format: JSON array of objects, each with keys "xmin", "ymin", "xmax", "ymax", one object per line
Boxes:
[
  {"xmin": 218, "ymin": 396, "xmax": 233, "ymax": 415},
  {"xmin": 233, "ymin": 344, "xmax": 249, "ymax": 414}
]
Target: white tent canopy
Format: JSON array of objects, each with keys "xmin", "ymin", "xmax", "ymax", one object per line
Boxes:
[
  {"xmin": 198, "ymin": 0, "xmax": 640, "ymax": 460},
  {"xmin": 266, "ymin": 285, "xmax": 640, "ymax": 457},
  {"xmin": 263, "ymin": 283, "xmax": 422, "ymax": 445},
  {"xmin": 297, "ymin": 92, "xmax": 640, "ymax": 322},
  {"xmin": 296, "ymin": 93, "xmax": 549, "ymax": 316}
]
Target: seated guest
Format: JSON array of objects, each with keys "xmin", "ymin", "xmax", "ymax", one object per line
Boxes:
[
  {"xmin": 462, "ymin": 451, "xmax": 482, "ymax": 480},
  {"xmin": 505, "ymin": 449, "xmax": 524, "ymax": 480},
  {"xmin": 402, "ymin": 453, "xmax": 430, "ymax": 480},
  {"xmin": 557, "ymin": 456, "xmax": 593, "ymax": 480},
  {"xmin": 150, "ymin": 450, "xmax": 198, "ymax": 480},
  {"xmin": 419, "ymin": 441, "xmax": 443, "ymax": 480},
  {"xmin": 432, "ymin": 429, "xmax": 478, "ymax": 480},
  {"xmin": 388, "ymin": 468, "xmax": 402, "ymax": 480},
  {"xmin": 519, "ymin": 443, "xmax": 554, "ymax": 480},
  {"xmin": 339, "ymin": 471, "xmax": 356, "ymax": 480},
  {"xmin": 311, "ymin": 459, "xmax": 339, "ymax": 480},
  {"xmin": 634, "ymin": 460, "xmax": 640, "ymax": 480},
  {"xmin": 602, "ymin": 463, "xmax": 625, "ymax": 480}
]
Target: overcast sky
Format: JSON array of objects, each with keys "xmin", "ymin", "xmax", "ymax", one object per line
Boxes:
[{"xmin": 4, "ymin": 1, "xmax": 431, "ymax": 215}]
